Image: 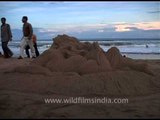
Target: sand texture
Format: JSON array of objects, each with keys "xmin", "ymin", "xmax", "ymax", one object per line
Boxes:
[{"xmin": 0, "ymin": 34, "xmax": 160, "ymax": 118}]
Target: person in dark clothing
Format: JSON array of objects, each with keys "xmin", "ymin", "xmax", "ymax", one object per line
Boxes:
[
  {"xmin": 1, "ymin": 17, "xmax": 13, "ymax": 58},
  {"xmin": 0, "ymin": 51, "xmax": 2, "ymax": 57},
  {"xmin": 25, "ymin": 34, "xmax": 39, "ymax": 58}
]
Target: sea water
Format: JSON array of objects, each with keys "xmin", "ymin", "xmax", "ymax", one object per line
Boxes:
[{"xmin": 0, "ymin": 38, "xmax": 159, "ymax": 59}]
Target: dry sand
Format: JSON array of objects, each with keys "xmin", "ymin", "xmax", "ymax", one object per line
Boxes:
[{"xmin": 0, "ymin": 34, "xmax": 160, "ymax": 118}]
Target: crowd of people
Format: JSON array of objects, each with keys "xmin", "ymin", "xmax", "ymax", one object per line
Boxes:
[{"xmin": 0, "ymin": 16, "xmax": 39, "ymax": 59}]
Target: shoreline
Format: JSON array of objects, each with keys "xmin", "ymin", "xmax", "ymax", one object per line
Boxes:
[
  {"xmin": 1, "ymin": 51, "xmax": 160, "ymax": 60},
  {"xmin": 122, "ymin": 53, "xmax": 160, "ymax": 60},
  {"xmin": 13, "ymin": 53, "xmax": 160, "ymax": 60}
]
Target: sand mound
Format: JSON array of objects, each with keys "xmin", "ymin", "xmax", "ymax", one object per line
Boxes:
[
  {"xmin": 33, "ymin": 34, "xmax": 113, "ymax": 74},
  {"xmin": 105, "ymin": 47, "xmax": 154, "ymax": 75},
  {"xmin": 3, "ymin": 34, "xmax": 158, "ymax": 96},
  {"xmin": 33, "ymin": 34, "xmax": 153, "ymax": 75},
  {"xmin": 8, "ymin": 65, "xmax": 52, "ymax": 76}
]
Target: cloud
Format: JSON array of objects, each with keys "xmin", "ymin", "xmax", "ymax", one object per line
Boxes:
[
  {"xmin": 114, "ymin": 21, "xmax": 160, "ymax": 32},
  {"xmin": 125, "ymin": 27, "xmax": 140, "ymax": 31},
  {"xmin": 41, "ymin": 23, "xmax": 108, "ymax": 34},
  {"xmin": 98, "ymin": 30, "xmax": 104, "ymax": 33},
  {"xmin": 135, "ymin": 22, "xmax": 160, "ymax": 30},
  {"xmin": 148, "ymin": 10, "xmax": 160, "ymax": 13},
  {"xmin": 34, "ymin": 23, "xmax": 160, "ymax": 39},
  {"xmin": 115, "ymin": 24, "xmax": 131, "ymax": 32},
  {"xmin": 33, "ymin": 21, "xmax": 160, "ymax": 38},
  {"xmin": 11, "ymin": 21, "xmax": 160, "ymax": 40}
]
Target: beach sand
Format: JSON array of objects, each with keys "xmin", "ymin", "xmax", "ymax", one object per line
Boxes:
[{"xmin": 0, "ymin": 35, "xmax": 160, "ymax": 119}]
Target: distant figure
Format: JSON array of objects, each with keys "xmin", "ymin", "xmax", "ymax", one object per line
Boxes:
[
  {"xmin": 123, "ymin": 55, "xmax": 126, "ymax": 58},
  {"xmin": 0, "ymin": 17, "xmax": 13, "ymax": 58},
  {"xmin": 25, "ymin": 34, "xmax": 39, "ymax": 58},
  {"xmin": 18, "ymin": 16, "xmax": 36, "ymax": 59},
  {"xmin": 146, "ymin": 44, "xmax": 149, "ymax": 48}
]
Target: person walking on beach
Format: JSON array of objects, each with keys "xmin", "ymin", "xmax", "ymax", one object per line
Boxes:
[
  {"xmin": 25, "ymin": 34, "xmax": 39, "ymax": 58},
  {"xmin": 18, "ymin": 16, "xmax": 36, "ymax": 59},
  {"xmin": 0, "ymin": 17, "xmax": 13, "ymax": 58}
]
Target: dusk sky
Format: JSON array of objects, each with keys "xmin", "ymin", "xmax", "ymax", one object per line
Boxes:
[{"xmin": 0, "ymin": 1, "xmax": 160, "ymax": 39}]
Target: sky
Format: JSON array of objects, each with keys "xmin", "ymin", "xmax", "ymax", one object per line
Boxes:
[{"xmin": 0, "ymin": 1, "xmax": 160, "ymax": 40}]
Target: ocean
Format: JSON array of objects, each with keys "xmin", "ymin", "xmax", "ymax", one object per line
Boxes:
[{"xmin": 0, "ymin": 38, "xmax": 160, "ymax": 59}]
